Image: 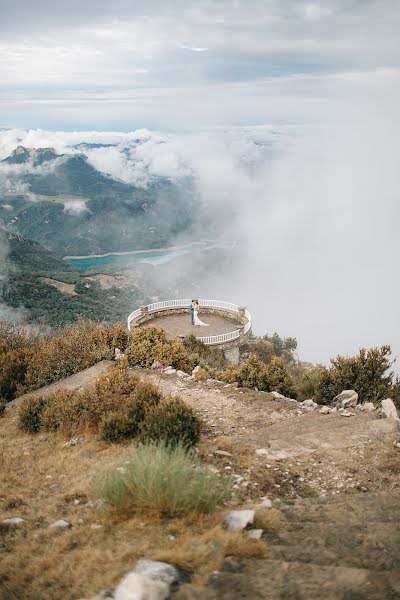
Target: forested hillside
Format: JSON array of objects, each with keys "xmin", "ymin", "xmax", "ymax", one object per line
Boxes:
[{"xmin": 0, "ymin": 230, "xmax": 144, "ymax": 325}]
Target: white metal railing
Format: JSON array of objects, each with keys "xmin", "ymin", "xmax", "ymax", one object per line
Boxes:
[
  {"xmin": 198, "ymin": 330, "xmax": 241, "ymax": 345},
  {"xmin": 127, "ymin": 308, "xmax": 141, "ymax": 330},
  {"xmin": 147, "ymin": 299, "xmax": 192, "ymax": 312},
  {"xmin": 127, "ymin": 299, "xmax": 252, "ymax": 345}
]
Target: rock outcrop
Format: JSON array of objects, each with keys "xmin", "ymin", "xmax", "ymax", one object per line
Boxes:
[
  {"xmin": 333, "ymin": 390, "xmax": 358, "ymax": 409},
  {"xmin": 380, "ymin": 398, "xmax": 400, "ymax": 422}
]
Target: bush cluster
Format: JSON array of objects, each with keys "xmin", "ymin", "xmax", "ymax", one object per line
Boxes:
[
  {"xmin": 18, "ymin": 363, "xmax": 201, "ymax": 447},
  {"xmin": 0, "ymin": 320, "xmax": 128, "ymax": 402},
  {"xmin": 241, "ymin": 332, "xmax": 298, "ymax": 365},
  {"xmin": 298, "ymin": 345, "xmax": 400, "ymax": 406},
  {"xmin": 220, "ymin": 354, "xmax": 297, "ymax": 397},
  {"xmin": 96, "ymin": 441, "xmax": 230, "ymax": 516},
  {"xmin": 125, "ymin": 325, "xmax": 191, "ymax": 371},
  {"xmin": 125, "ymin": 327, "xmax": 229, "ymax": 377}
]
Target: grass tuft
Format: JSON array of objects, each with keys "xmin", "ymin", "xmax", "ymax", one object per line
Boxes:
[
  {"xmin": 96, "ymin": 441, "xmax": 231, "ymax": 517},
  {"xmin": 254, "ymin": 507, "xmax": 285, "ymax": 532},
  {"xmin": 153, "ymin": 524, "xmax": 268, "ymax": 576}
]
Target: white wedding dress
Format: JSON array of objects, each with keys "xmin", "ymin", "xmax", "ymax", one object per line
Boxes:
[{"xmin": 193, "ymin": 307, "xmax": 209, "ymax": 326}]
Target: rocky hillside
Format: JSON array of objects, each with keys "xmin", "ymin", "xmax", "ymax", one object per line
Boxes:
[{"xmin": 1, "ymin": 358, "xmax": 399, "ymax": 599}]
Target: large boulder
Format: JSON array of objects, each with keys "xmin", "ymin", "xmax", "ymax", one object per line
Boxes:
[
  {"xmin": 380, "ymin": 398, "xmax": 400, "ymax": 421},
  {"xmin": 299, "ymin": 399, "xmax": 318, "ymax": 411},
  {"xmin": 332, "ymin": 390, "xmax": 358, "ymax": 409},
  {"xmin": 134, "ymin": 560, "xmax": 178, "ymax": 586}
]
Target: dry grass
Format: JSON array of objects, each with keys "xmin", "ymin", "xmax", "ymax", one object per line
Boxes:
[
  {"xmin": 152, "ymin": 524, "xmax": 268, "ymax": 584},
  {"xmin": 254, "ymin": 508, "xmax": 286, "ymax": 533},
  {"xmin": 0, "ymin": 408, "xmax": 174, "ymax": 600},
  {"xmin": 0, "ymin": 407, "xmax": 269, "ymax": 600}
]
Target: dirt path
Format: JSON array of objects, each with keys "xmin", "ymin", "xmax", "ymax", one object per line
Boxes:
[
  {"xmin": 138, "ymin": 369, "xmax": 300, "ymax": 437},
  {"xmin": 7, "ymin": 360, "xmax": 114, "ymax": 410}
]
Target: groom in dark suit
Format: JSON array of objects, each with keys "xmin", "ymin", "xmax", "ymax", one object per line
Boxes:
[{"xmin": 190, "ymin": 300, "xmax": 195, "ymax": 325}]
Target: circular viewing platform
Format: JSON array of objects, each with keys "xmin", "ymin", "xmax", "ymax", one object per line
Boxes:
[{"xmin": 127, "ymin": 299, "xmax": 251, "ymax": 349}]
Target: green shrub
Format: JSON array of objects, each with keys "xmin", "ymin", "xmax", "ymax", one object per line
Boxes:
[
  {"xmin": 241, "ymin": 332, "xmax": 298, "ymax": 365},
  {"xmin": 125, "ymin": 382, "xmax": 162, "ymax": 434},
  {"xmin": 182, "ymin": 335, "xmax": 227, "ymax": 371},
  {"xmin": 125, "ymin": 326, "xmax": 169, "ymax": 368},
  {"xmin": 234, "ymin": 355, "xmax": 268, "ymax": 389},
  {"xmin": 79, "ymin": 363, "xmax": 138, "ymax": 426},
  {"xmin": 41, "ymin": 390, "xmax": 89, "ymax": 433},
  {"xmin": 18, "ymin": 395, "xmax": 46, "ymax": 432},
  {"xmin": 266, "ymin": 357, "xmax": 297, "ymax": 398},
  {"xmin": 111, "ymin": 323, "xmax": 129, "ymax": 353},
  {"xmin": 232, "ymin": 355, "xmax": 296, "ymax": 396},
  {"xmin": 139, "ymin": 397, "xmax": 201, "ymax": 448},
  {"xmin": 96, "ymin": 441, "xmax": 230, "ymax": 516},
  {"xmin": 298, "ymin": 366, "xmax": 335, "ymax": 404},
  {"xmin": 125, "ymin": 326, "xmax": 192, "ymax": 371},
  {"xmin": 301, "ymin": 346, "xmax": 398, "ymax": 405},
  {"xmin": 101, "ymin": 382, "xmax": 164, "ymax": 442},
  {"xmin": 100, "ymin": 412, "xmax": 132, "ymax": 442}
]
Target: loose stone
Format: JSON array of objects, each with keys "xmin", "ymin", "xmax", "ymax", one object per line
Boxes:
[
  {"xmin": 224, "ymin": 509, "xmax": 255, "ymax": 530},
  {"xmin": 2, "ymin": 517, "xmax": 25, "ymax": 525},
  {"xmin": 49, "ymin": 519, "xmax": 71, "ymax": 529},
  {"xmin": 247, "ymin": 529, "xmax": 263, "ymax": 540}
]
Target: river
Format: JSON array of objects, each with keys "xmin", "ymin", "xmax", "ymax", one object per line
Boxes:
[{"xmin": 64, "ymin": 240, "xmax": 235, "ymax": 269}]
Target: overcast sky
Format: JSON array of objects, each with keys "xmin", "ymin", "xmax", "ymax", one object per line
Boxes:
[{"xmin": 1, "ymin": 0, "xmax": 400, "ymax": 129}]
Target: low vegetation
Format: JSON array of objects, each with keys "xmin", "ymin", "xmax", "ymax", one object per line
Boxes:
[
  {"xmin": 125, "ymin": 326, "xmax": 230, "ymax": 377},
  {"xmin": 241, "ymin": 332, "xmax": 298, "ymax": 365},
  {"xmin": 0, "ymin": 320, "xmax": 128, "ymax": 402},
  {"xmin": 18, "ymin": 362, "xmax": 201, "ymax": 446},
  {"xmin": 97, "ymin": 441, "xmax": 230, "ymax": 516},
  {"xmin": 299, "ymin": 345, "xmax": 400, "ymax": 407},
  {"xmin": 4, "ymin": 318, "xmax": 399, "ymax": 409},
  {"xmin": 219, "ymin": 354, "xmax": 297, "ymax": 397}
]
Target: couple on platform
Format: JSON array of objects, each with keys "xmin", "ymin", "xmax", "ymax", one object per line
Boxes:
[{"xmin": 190, "ymin": 299, "xmax": 209, "ymax": 327}]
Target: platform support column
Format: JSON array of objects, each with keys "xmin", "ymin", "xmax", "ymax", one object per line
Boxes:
[{"xmin": 224, "ymin": 345, "xmax": 240, "ymax": 365}]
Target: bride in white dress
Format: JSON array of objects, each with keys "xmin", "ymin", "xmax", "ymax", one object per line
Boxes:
[{"xmin": 193, "ymin": 300, "xmax": 209, "ymax": 326}]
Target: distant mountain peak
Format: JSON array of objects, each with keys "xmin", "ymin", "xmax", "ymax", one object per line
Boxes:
[{"xmin": 4, "ymin": 145, "xmax": 61, "ymax": 166}]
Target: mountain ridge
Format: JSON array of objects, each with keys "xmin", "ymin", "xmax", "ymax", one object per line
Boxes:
[{"xmin": 0, "ymin": 145, "xmax": 201, "ymax": 256}]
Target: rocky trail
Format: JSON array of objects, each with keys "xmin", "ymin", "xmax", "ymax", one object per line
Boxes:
[{"xmin": 206, "ymin": 491, "xmax": 400, "ymax": 599}]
